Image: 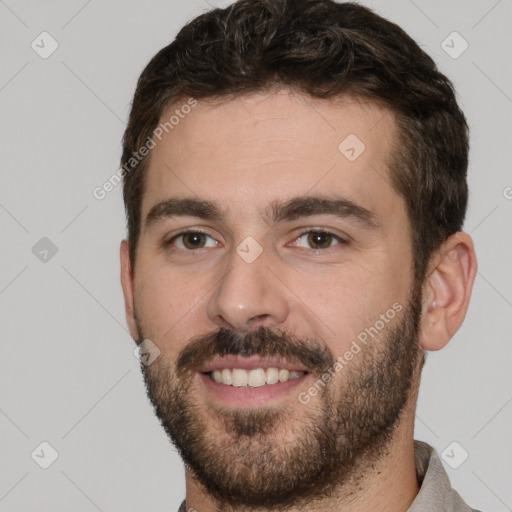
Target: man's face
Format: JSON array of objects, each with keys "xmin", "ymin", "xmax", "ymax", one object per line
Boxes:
[{"xmin": 122, "ymin": 90, "xmax": 423, "ymax": 508}]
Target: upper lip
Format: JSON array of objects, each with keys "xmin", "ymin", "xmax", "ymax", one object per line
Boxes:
[{"xmin": 197, "ymin": 355, "xmax": 309, "ymax": 373}]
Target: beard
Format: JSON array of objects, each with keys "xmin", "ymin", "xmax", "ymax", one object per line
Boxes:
[{"xmin": 136, "ymin": 285, "xmax": 424, "ymax": 511}]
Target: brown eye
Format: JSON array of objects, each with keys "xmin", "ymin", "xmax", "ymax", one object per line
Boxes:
[
  {"xmin": 293, "ymin": 230, "xmax": 348, "ymax": 250},
  {"xmin": 307, "ymin": 231, "xmax": 334, "ymax": 249},
  {"xmin": 182, "ymin": 232, "xmax": 207, "ymax": 249},
  {"xmin": 165, "ymin": 231, "xmax": 218, "ymax": 251}
]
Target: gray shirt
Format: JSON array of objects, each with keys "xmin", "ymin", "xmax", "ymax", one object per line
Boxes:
[{"xmin": 177, "ymin": 440, "xmax": 481, "ymax": 512}]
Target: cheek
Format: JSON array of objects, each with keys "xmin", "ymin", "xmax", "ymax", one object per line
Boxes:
[
  {"xmin": 290, "ymin": 259, "xmax": 406, "ymax": 356},
  {"xmin": 136, "ymin": 265, "xmax": 206, "ymax": 337},
  {"xmin": 285, "ymin": 269, "xmax": 368, "ymax": 353}
]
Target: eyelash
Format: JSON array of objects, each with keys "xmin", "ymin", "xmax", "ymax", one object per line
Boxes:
[{"xmin": 163, "ymin": 228, "xmax": 349, "ymax": 253}]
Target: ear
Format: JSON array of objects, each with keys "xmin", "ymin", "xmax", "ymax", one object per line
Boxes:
[
  {"xmin": 120, "ymin": 239, "xmax": 138, "ymax": 342},
  {"xmin": 419, "ymin": 232, "xmax": 477, "ymax": 351}
]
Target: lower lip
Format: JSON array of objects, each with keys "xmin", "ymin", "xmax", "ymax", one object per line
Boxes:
[{"xmin": 198, "ymin": 372, "xmax": 310, "ymax": 407}]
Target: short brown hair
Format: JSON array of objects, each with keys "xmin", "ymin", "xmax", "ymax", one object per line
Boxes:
[{"xmin": 121, "ymin": 0, "xmax": 469, "ymax": 284}]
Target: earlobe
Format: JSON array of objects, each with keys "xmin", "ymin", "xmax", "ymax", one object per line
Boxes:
[
  {"xmin": 419, "ymin": 232, "xmax": 477, "ymax": 352},
  {"xmin": 120, "ymin": 240, "xmax": 138, "ymax": 342}
]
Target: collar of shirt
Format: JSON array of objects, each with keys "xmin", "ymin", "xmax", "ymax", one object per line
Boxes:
[
  {"xmin": 408, "ymin": 440, "xmax": 481, "ymax": 512},
  {"xmin": 177, "ymin": 440, "xmax": 482, "ymax": 512}
]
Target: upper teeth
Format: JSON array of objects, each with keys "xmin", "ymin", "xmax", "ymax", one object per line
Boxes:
[{"xmin": 210, "ymin": 368, "xmax": 305, "ymax": 387}]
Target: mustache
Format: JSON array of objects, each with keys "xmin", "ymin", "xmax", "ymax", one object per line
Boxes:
[{"xmin": 175, "ymin": 325, "xmax": 335, "ymax": 377}]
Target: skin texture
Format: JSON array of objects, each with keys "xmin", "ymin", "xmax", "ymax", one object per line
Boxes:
[{"xmin": 120, "ymin": 88, "xmax": 477, "ymax": 512}]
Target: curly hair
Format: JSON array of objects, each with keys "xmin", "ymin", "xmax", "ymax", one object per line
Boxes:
[{"xmin": 121, "ymin": 0, "xmax": 469, "ymax": 284}]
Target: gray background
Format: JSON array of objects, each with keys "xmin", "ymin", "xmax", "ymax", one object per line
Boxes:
[{"xmin": 0, "ymin": 0, "xmax": 511, "ymax": 510}]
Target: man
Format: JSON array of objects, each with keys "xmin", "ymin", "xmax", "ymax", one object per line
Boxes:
[{"xmin": 119, "ymin": 1, "xmax": 480, "ymax": 511}]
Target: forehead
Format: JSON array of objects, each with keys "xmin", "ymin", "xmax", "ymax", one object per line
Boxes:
[{"xmin": 141, "ymin": 89, "xmax": 402, "ymax": 225}]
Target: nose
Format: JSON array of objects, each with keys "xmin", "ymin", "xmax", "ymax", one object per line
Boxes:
[{"xmin": 206, "ymin": 244, "xmax": 290, "ymax": 333}]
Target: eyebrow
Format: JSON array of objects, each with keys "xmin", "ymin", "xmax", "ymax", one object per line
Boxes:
[{"xmin": 144, "ymin": 195, "xmax": 379, "ymax": 231}]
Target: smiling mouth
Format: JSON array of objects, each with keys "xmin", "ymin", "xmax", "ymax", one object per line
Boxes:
[{"xmin": 205, "ymin": 367, "xmax": 308, "ymax": 387}]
